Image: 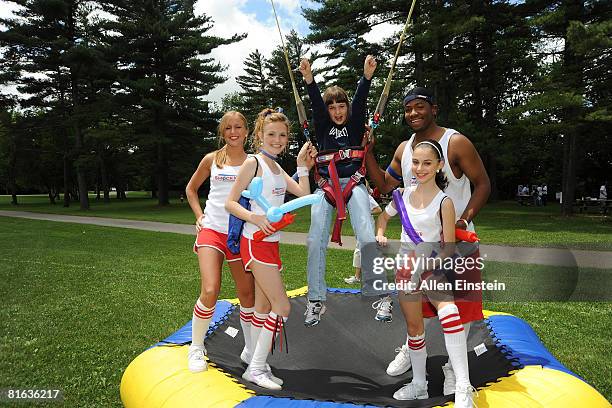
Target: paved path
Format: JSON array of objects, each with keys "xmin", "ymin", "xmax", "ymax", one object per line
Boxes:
[{"xmin": 2, "ymin": 210, "xmax": 611, "ymax": 269}]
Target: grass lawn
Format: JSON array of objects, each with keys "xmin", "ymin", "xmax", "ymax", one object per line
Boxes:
[
  {"xmin": 1, "ymin": 194, "xmax": 611, "ymax": 250},
  {"xmin": 1, "ymin": 217, "xmax": 610, "ymax": 406}
]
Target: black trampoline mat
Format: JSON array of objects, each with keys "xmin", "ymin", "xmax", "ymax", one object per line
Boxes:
[{"xmin": 206, "ymin": 292, "xmax": 515, "ymax": 407}]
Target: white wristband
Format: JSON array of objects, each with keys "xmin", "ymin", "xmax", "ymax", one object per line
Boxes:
[{"xmin": 297, "ymin": 166, "xmax": 309, "ymax": 178}]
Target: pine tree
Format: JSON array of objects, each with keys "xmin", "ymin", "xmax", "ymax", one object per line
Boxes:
[
  {"xmin": 100, "ymin": 0, "xmax": 244, "ymax": 205},
  {"xmin": 0, "ymin": 0, "xmax": 110, "ymax": 209},
  {"xmin": 236, "ymin": 50, "xmax": 270, "ymax": 121}
]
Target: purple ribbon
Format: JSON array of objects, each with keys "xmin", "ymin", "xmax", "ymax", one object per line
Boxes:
[{"xmin": 392, "ymin": 189, "xmax": 423, "ymax": 245}]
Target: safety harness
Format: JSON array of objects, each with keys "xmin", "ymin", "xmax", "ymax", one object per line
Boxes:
[{"xmin": 313, "ymin": 143, "xmax": 370, "ymax": 245}]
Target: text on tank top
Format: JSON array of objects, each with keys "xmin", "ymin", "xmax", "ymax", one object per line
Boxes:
[{"xmin": 202, "ymin": 161, "xmax": 240, "ymax": 234}]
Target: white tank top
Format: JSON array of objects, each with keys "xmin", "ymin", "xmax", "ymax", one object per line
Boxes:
[
  {"xmin": 202, "ymin": 161, "xmax": 240, "ymax": 234},
  {"xmin": 242, "ymin": 156, "xmax": 287, "ymax": 242},
  {"xmin": 387, "ymin": 187, "xmax": 447, "ymax": 244},
  {"xmin": 400, "ymin": 128, "xmax": 475, "ymax": 231}
]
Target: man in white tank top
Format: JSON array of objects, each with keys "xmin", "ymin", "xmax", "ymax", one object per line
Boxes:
[{"xmin": 365, "ymin": 86, "xmax": 490, "ymax": 398}]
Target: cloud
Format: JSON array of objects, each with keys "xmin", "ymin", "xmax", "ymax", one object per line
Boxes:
[
  {"xmin": 196, "ymin": 0, "xmax": 309, "ymax": 105},
  {"xmin": 362, "ymin": 21, "xmax": 402, "ymax": 44}
]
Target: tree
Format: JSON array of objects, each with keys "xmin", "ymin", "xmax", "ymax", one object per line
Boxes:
[
  {"xmin": 236, "ymin": 49, "xmax": 270, "ymax": 120},
  {"xmin": 0, "ymin": 0, "xmax": 114, "ymax": 209},
  {"xmin": 101, "ymin": 0, "xmax": 244, "ymax": 205}
]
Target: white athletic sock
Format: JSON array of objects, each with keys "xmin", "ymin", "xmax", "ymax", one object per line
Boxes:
[
  {"xmin": 439, "ymin": 304, "xmax": 470, "ymax": 385},
  {"xmin": 191, "ymin": 299, "xmax": 214, "ymax": 347},
  {"xmin": 250, "ymin": 312, "xmax": 286, "ymax": 372},
  {"xmin": 250, "ymin": 311, "xmax": 268, "ymax": 360},
  {"xmin": 239, "ymin": 306, "xmax": 255, "ymax": 354},
  {"xmin": 408, "ymin": 333, "xmax": 427, "ymax": 385}
]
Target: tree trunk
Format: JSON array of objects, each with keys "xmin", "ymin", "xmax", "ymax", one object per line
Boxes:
[
  {"xmin": 48, "ymin": 190, "xmax": 56, "ymax": 205},
  {"xmin": 63, "ymin": 154, "xmax": 71, "ymax": 207},
  {"xmin": 100, "ymin": 155, "xmax": 110, "ymax": 203},
  {"xmin": 67, "ymin": 3, "xmax": 89, "ymax": 210},
  {"xmin": 561, "ymin": 132, "xmax": 577, "ymax": 215},
  {"xmin": 487, "ymin": 153, "xmax": 499, "ymax": 200},
  {"xmin": 8, "ymin": 165, "xmax": 17, "ymax": 206},
  {"xmin": 157, "ymin": 139, "xmax": 170, "ymax": 206},
  {"xmin": 560, "ymin": 0, "xmax": 584, "ymax": 216}
]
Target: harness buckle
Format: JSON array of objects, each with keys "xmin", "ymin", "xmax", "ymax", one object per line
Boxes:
[
  {"xmin": 338, "ymin": 149, "xmax": 350, "ymax": 160},
  {"xmin": 351, "ymin": 169, "xmax": 365, "ymax": 183}
]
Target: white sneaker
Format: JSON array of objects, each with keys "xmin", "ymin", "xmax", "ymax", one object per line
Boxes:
[
  {"xmin": 240, "ymin": 346, "xmax": 251, "ymax": 365},
  {"xmin": 386, "ymin": 344, "xmax": 412, "ymax": 376},
  {"xmin": 242, "ymin": 367, "xmax": 282, "ymax": 390},
  {"xmin": 304, "ymin": 301, "xmax": 326, "ymax": 326},
  {"xmin": 442, "ymin": 362, "xmax": 456, "ymax": 395},
  {"xmin": 372, "ymin": 296, "xmax": 393, "ymax": 322},
  {"xmin": 393, "ymin": 381, "xmax": 428, "ymax": 400},
  {"xmin": 454, "ymin": 383, "xmax": 477, "ymax": 408},
  {"xmin": 187, "ymin": 344, "xmax": 207, "ymax": 373},
  {"xmin": 344, "ymin": 275, "xmax": 361, "ymax": 284},
  {"xmin": 240, "ymin": 347, "xmax": 283, "ymax": 386},
  {"xmin": 265, "ymin": 365, "xmax": 284, "ymax": 386}
]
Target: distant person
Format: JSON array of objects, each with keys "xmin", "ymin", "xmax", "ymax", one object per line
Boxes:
[
  {"xmin": 600, "ymin": 182, "xmax": 608, "ymax": 214},
  {"xmin": 600, "ymin": 183, "xmax": 607, "ymax": 200},
  {"xmin": 344, "ymin": 191, "xmax": 382, "ymax": 285},
  {"xmin": 541, "ymin": 184, "xmax": 548, "ymax": 206},
  {"xmin": 536, "ymin": 185, "xmax": 543, "ymax": 206},
  {"xmin": 522, "ymin": 185, "xmax": 529, "ymax": 196}
]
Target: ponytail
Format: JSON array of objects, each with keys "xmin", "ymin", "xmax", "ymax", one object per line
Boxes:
[
  {"xmin": 214, "ymin": 144, "xmax": 228, "ymax": 168},
  {"xmin": 435, "ymin": 170, "xmax": 448, "ymax": 191}
]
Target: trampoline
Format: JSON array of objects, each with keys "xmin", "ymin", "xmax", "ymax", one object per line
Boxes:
[{"xmin": 120, "ymin": 287, "xmax": 609, "ymax": 407}]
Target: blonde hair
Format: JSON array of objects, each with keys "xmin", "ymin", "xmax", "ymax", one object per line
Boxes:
[
  {"xmin": 214, "ymin": 111, "xmax": 248, "ymax": 168},
  {"xmin": 251, "ymin": 108, "xmax": 291, "ymax": 152}
]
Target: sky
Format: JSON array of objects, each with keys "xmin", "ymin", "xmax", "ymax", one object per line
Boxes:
[
  {"xmin": 194, "ymin": 0, "xmax": 318, "ymax": 104},
  {"xmin": 0, "ymin": 0, "xmax": 400, "ymax": 104}
]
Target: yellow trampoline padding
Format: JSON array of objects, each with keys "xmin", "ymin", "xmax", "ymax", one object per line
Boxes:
[
  {"xmin": 120, "ymin": 345, "xmax": 253, "ymax": 408},
  {"xmin": 469, "ymin": 365, "xmax": 610, "ymax": 408},
  {"xmin": 482, "ymin": 309, "xmax": 512, "ymax": 318}
]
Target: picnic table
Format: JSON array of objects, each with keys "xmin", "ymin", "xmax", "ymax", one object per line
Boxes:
[
  {"xmin": 574, "ymin": 198, "xmax": 612, "ymax": 214},
  {"xmin": 516, "ymin": 194, "xmax": 533, "ymax": 206}
]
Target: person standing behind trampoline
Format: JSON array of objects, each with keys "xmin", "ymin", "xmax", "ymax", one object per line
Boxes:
[
  {"xmin": 226, "ymin": 108, "xmax": 316, "ymax": 390},
  {"xmin": 376, "ymin": 140, "xmax": 475, "ymax": 406},
  {"xmin": 185, "ymin": 111, "xmax": 260, "ymax": 373}
]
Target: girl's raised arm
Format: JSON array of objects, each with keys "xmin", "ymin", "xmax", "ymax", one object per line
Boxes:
[{"xmin": 285, "ymin": 142, "xmax": 317, "ymax": 197}]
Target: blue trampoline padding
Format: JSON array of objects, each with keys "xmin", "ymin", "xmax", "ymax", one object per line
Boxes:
[
  {"xmin": 156, "ymin": 300, "xmax": 235, "ymax": 346},
  {"xmin": 237, "ymin": 396, "xmax": 378, "ymax": 408},
  {"xmin": 327, "ymin": 287, "xmax": 360, "ymax": 294},
  {"xmin": 487, "ymin": 314, "xmax": 578, "ymax": 379}
]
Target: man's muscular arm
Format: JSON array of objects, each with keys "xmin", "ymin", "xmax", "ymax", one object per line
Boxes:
[
  {"xmin": 451, "ymin": 134, "xmax": 490, "ymax": 227},
  {"xmin": 365, "ymin": 141, "xmax": 405, "ymax": 194}
]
